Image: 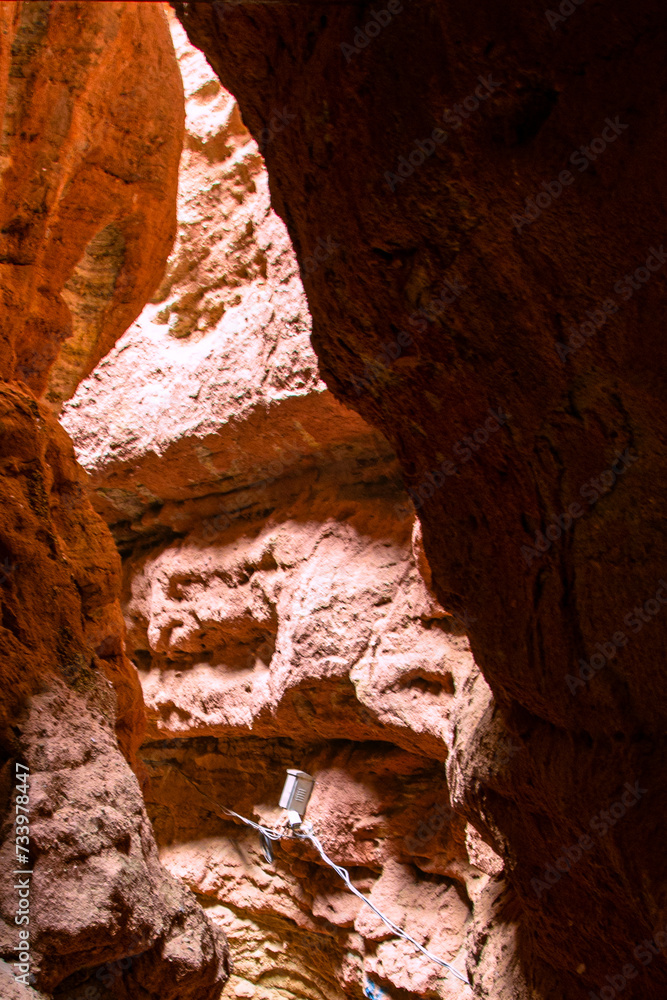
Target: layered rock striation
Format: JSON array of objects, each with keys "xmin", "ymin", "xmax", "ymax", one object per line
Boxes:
[
  {"xmin": 1, "ymin": 0, "xmax": 183, "ymax": 406},
  {"xmin": 0, "ymin": 4, "xmax": 228, "ymax": 999},
  {"xmin": 61, "ymin": 13, "xmax": 394, "ymax": 553}
]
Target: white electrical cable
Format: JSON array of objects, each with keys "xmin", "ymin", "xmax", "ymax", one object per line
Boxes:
[
  {"xmin": 221, "ymin": 805, "xmax": 283, "ymax": 841},
  {"xmin": 164, "ymin": 767, "xmax": 470, "ymax": 987},
  {"xmin": 294, "ymin": 827, "xmax": 470, "ymax": 986}
]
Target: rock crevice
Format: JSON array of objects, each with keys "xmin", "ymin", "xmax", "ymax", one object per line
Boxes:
[{"xmin": 61, "ymin": 17, "xmax": 497, "ymax": 998}]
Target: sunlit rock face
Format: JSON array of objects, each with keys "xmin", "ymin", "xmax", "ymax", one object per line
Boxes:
[
  {"xmin": 122, "ymin": 479, "xmax": 490, "ymax": 1000},
  {"xmin": 63, "ymin": 16, "xmax": 504, "ymax": 999},
  {"xmin": 61, "ymin": 14, "xmax": 392, "ymax": 548},
  {"xmin": 0, "ymin": 5, "xmax": 227, "ymax": 1000},
  {"xmin": 169, "ymin": 2, "xmax": 667, "ymax": 998}
]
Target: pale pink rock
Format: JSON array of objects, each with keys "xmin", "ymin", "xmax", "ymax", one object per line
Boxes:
[{"xmin": 60, "ymin": 14, "xmax": 504, "ymax": 1000}]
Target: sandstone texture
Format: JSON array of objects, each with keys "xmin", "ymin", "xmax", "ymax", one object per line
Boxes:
[
  {"xmin": 1, "ymin": 0, "xmax": 183, "ymax": 405},
  {"xmin": 129, "ymin": 501, "xmax": 518, "ymax": 998},
  {"xmin": 61, "ymin": 15, "xmax": 392, "ymax": 549},
  {"xmin": 169, "ymin": 3, "xmax": 667, "ymax": 998},
  {"xmin": 0, "ymin": 4, "xmax": 228, "ymax": 1000},
  {"xmin": 0, "ymin": 384, "xmax": 228, "ymax": 1000},
  {"xmin": 62, "ymin": 17, "xmax": 502, "ymax": 999}
]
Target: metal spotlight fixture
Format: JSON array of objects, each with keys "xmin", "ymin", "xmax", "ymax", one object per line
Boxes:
[{"xmin": 279, "ymin": 769, "xmax": 315, "ymax": 826}]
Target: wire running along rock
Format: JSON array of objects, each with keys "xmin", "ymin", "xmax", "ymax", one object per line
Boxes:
[{"xmin": 164, "ymin": 766, "xmax": 471, "ymax": 987}]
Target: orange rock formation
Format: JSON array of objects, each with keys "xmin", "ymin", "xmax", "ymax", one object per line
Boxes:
[
  {"xmin": 63, "ymin": 20, "xmax": 496, "ymax": 999},
  {"xmin": 0, "ymin": 0, "xmax": 183, "ymax": 406},
  {"xmin": 0, "ymin": 5, "xmax": 228, "ymax": 998}
]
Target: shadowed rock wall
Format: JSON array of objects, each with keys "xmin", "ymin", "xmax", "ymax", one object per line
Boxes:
[{"xmin": 170, "ymin": 3, "xmax": 667, "ymax": 997}]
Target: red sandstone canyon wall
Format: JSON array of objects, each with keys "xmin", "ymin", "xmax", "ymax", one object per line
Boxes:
[
  {"xmin": 0, "ymin": 5, "xmax": 228, "ymax": 998},
  {"xmin": 62, "ymin": 20, "xmax": 493, "ymax": 998},
  {"xmin": 171, "ymin": 3, "xmax": 667, "ymax": 998},
  {"xmin": 0, "ymin": 0, "xmax": 183, "ymax": 407},
  {"xmin": 1, "ymin": 1, "xmax": 664, "ymax": 997}
]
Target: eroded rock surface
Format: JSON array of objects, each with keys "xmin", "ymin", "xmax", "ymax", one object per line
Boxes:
[
  {"xmin": 0, "ymin": 4, "xmax": 227, "ymax": 1000},
  {"xmin": 125, "ymin": 500, "xmax": 486, "ymax": 1000},
  {"xmin": 168, "ymin": 3, "xmax": 667, "ymax": 999},
  {"xmin": 1, "ymin": 0, "xmax": 183, "ymax": 405},
  {"xmin": 0, "ymin": 386, "xmax": 228, "ymax": 1000},
  {"xmin": 63, "ymin": 19, "xmax": 500, "ymax": 999},
  {"xmin": 61, "ymin": 16, "xmax": 391, "ymax": 547}
]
